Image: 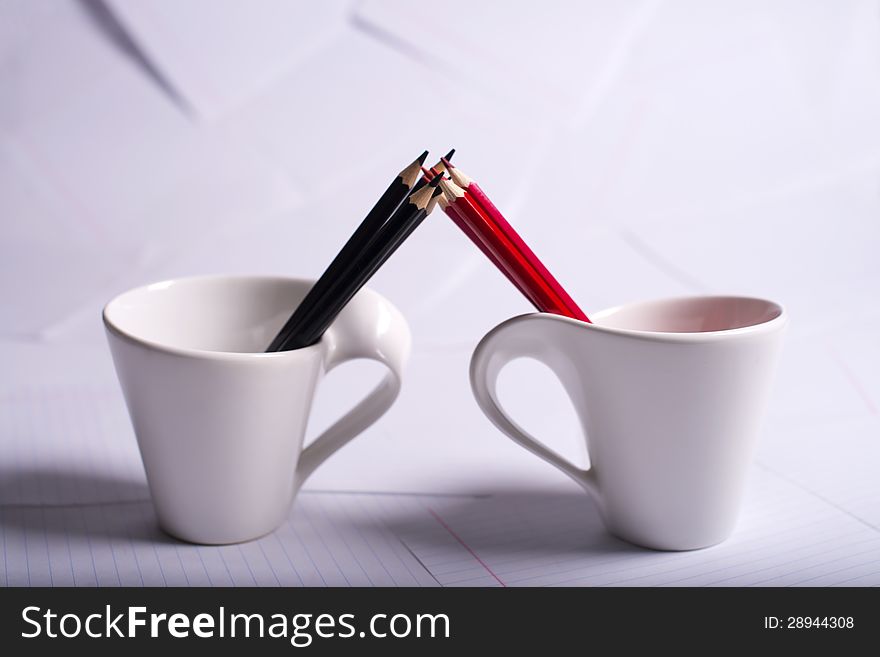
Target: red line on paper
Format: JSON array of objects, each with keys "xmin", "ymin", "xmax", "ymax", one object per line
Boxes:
[{"xmin": 427, "ymin": 508, "xmax": 506, "ymax": 587}]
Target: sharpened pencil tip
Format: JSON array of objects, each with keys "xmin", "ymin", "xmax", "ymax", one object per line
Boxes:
[
  {"xmin": 417, "ymin": 150, "xmax": 429, "ymax": 165},
  {"xmin": 420, "ymin": 166, "xmax": 432, "ymax": 178},
  {"xmin": 429, "ymin": 173, "xmax": 444, "ymax": 187},
  {"xmin": 444, "ymin": 149, "xmax": 455, "ymax": 161},
  {"xmin": 437, "ymin": 177, "xmax": 456, "ymax": 202}
]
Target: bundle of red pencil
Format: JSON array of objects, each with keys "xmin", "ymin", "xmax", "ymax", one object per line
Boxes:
[{"xmin": 426, "ymin": 160, "xmax": 589, "ymax": 323}]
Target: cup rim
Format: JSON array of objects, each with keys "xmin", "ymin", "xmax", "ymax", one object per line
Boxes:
[
  {"xmin": 103, "ymin": 274, "xmax": 368, "ymax": 361},
  {"xmin": 532, "ymin": 295, "xmax": 787, "ymax": 343}
]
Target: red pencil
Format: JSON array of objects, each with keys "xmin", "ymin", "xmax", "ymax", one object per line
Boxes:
[
  {"xmin": 442, "ymin": 158, "xmax": 589, "ymax": 322},
  {"xmin": 422, "ymin": 169, "xmax": 524, "ymax": 293},
  {"xmin": 438, "ymin": 178, "xmax": 583, "ymax": 318}
]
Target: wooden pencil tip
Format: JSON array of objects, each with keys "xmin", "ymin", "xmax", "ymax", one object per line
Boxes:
[
  {"xmin": 441, "ymin": 177, "xmax": 465, "ymax": 195},
  {"xmin": 444, "ymin": 148, "xmax": 455, "ymax": 162},
  {"xmin": 437, "ymin": 177, "xmax": 457, "ymax": 202},
  {"xmin": 402, "ymin": 153, "xmax": 429, "ymax": 186},
  {"xmin": 447, "ymin": 165, "xmax": 471, "ymax": 188},
  {"xmin": 440, "ymin": 156, "xmax": 453, "ymax": 169}
]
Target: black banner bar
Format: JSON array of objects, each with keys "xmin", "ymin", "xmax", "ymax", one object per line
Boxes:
[{"xmin": 0, "ymin": 587, "xmax": 874, "ymax": 653}]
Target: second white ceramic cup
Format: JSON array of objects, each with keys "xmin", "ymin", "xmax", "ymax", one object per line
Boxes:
[
  {"xmin": 470, "ymin": 296, "xmax": 786, "ymax": 551},
  {"xmin": 104, "ymin": 275, "xmax": 410, "ymax": 545}
]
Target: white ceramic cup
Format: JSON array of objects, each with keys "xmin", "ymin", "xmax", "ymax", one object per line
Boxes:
[
  {"xmin": 470, "ymin": 296, "xmax": 786, "ymax": 551},
  {"xmin": 103, "ymin": 275, "xmax": 410, "ymax": 545}
]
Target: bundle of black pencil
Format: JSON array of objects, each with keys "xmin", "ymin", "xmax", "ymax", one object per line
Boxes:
[{"xmin": 267, "ymin": 150, "xmax": 449, "ymax": 352}]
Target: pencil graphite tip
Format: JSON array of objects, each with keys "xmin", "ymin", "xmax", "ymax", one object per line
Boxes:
[
  {"xmin": 429, "ymin": 173, "xmax": 444, "ymax": 187},
  {"xmin": 417, "ymin": 150, "xmax": 429, "ymax": 165},
  {"xmin": 444, "ymin": 149, "xmax": 455, "ymax": 162}
]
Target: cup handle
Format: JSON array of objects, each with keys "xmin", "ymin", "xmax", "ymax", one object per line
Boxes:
[
  {"xmin": 294, "ymin": 295, "xmax": 411, "ymax": 489},
  {"xmin": 469, "ymin": 314, "xmax": 598, "ymax": 498}
]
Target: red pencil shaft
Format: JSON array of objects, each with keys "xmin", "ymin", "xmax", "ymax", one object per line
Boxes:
[
  {"xmin": 449, "ymin": 195, "xmax": 573, "ymax": 316},
  {"xmin": 443, "ymin": 203, "xmax": 545, "ymax": 311},
  {"xmin": 466, "ymin": 183, "xmax": 590, "ymax": 323}
]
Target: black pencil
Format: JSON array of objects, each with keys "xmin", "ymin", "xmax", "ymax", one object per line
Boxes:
[
  {"xmin": 267, "ymin": 150, "xmax": 428, "ymax": 352},
  {"xmin": 277, "ymin": 176, "xmax": 445, "ymax": 350}
]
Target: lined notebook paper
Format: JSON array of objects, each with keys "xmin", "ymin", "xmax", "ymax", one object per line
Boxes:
[
  {"xmin": 395, "ymin": 469, "xmax": 880, "ymax": 587},
  {"xmin": 0, "ymin": 492, "xmax": 446, "ymax": 587},
  {"xmin": 4, "ymin": 475, "xmax": 880, "ymax": 587}
]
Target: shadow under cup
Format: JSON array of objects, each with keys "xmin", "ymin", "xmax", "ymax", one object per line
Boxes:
[{"xmin": 103, "ymin": 275, "xmax": 409, "ymax": 545}]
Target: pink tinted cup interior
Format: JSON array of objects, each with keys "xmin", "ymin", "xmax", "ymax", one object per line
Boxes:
[{"xmin": 592, "ymin": 296, "xmax": 783, "ymax": 333}]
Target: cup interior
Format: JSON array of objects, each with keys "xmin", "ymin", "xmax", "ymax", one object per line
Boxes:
[
  {"xmin": 592, "ymin": 296, "xmax": 783, "ymax": 333},
  {"xmin": 103, "ymin": 276, "xmax": 311, "ymax": 353}
]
